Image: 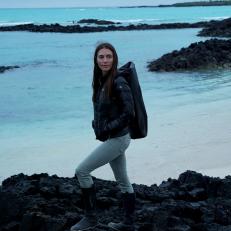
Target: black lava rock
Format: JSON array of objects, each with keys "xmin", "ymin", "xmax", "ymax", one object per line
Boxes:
[
  {"xmin": 1, "ymin": 170, "xmax": 231, "ymax": 230},
  {"xmin": 0, "ymin": 65, "xmax": 19, "ymax": 74},
  {"xmin": 147, "ymin": 39, "xmax": 231, "ymax": 71},
  {"xmin": 0, "ymin": 18, "xmax": 230, "ymax": 39},
  {"xmin": 0, "ymin": 21, "xmax": 211, "ymax": 33},
  {"xmin": 77, "ymin": 19, "xmax": 121, "ymax": 25},
  {"xmin": 198, "ymin": 18, "xmax": 231, "ymax": 38}
]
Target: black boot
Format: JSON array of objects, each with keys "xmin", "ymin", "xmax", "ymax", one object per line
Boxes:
[
  {"xmin": 108, "ymin": 192, "xmax": 136, "ymax": 231},
  {"xmin": 70, "ymin": 184, "xmax": 98, "ymax": 231}
]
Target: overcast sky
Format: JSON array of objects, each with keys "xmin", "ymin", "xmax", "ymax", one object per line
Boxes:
[{"xmin": 0, "ymin": 0, "xmax": 203, "ymax": 8}]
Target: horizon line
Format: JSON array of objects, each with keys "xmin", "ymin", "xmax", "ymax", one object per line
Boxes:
[{"xmin": 0, "ymin": 5, "xmax": 161, "ymax": 9}]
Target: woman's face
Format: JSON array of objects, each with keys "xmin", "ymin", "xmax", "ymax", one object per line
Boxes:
[{"xmin": 96, "ymin": 48, "xmax": 114, "ymax": 75}]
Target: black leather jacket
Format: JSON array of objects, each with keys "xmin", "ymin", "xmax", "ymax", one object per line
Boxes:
[{"xmin": 92, "ymin": 75, "xmax": 134, "ymax": 141}]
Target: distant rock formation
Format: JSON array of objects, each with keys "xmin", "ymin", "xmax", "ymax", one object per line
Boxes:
[
  {"xmin": 0, "ymin": 65, "xmax": 19, "ymax": 74},
  {"xmin": 77, "ymin": 19, "xmax": 121, "ymax": 25},
  {"xmin": 0, "ymin": 18, "xmax": 230, "ymax": 38},
  {"xmin": 158, "ymin": 0, "xmax": 231, "ymax": 7},
  {"xmin": 198, "ymin": 18, "xmax": 231, "ymax": 38},
  {"xmin": 1, "ymin": 170, "xmax": 231, "ymax": 230},
  {"xmin": 121, "ymin": 1, "xmax": 231, "ymax": 8},
  {"xmin": 0, "ymin": 21, "xmax": 208, "ymax": 33},
  {"xmin": 147, "ymin": 39, "xmax": 231, "ymax": 72}
]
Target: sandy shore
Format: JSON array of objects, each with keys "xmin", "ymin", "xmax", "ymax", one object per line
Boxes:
[
  {"xmin": 0, "ymin": 97, "xmax": 230, "ymax": 186},
  {"xmin": 92, "ymin": 97, "xmax": 231, "ymax": 185}
]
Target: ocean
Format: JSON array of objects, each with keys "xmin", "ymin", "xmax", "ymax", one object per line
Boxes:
[
  {"xmin": 0, "ymin": 6, "xmax": 231, "ymax": 185},
  {"xmin": 0, "ymin": 6, "xmax": 231, "ymax": 26}
]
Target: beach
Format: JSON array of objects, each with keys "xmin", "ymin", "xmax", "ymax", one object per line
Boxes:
[
  {"xmin": 1, "ymin": 76, "xmax": 230, "ymax": 185},
  {"xmin": 0, "ymin": 6, "xmax": 231, "ymax": 186}
]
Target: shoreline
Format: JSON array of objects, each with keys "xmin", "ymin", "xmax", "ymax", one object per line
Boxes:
[
  {"xmin": 0, "ymin": 6, "xmax": 230, "ymax": 188},
  {"xmin": 1, "ymin": 96, "xmax": 230, "ymax": 186}
]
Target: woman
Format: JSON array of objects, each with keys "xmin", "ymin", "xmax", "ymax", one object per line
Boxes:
[{"xmin": 70, "ymin": 42, "xmax": 136, "ymax": 231}]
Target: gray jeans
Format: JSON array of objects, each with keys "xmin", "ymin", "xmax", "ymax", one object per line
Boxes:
[{"xmin": 75, "ymin": 133, "xmax": 134, "ymax": 193}]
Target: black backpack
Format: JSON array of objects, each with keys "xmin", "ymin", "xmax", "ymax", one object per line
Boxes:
[{"xmin": 118, "ymin": 62, "xmax": 148, "ymax": 139}]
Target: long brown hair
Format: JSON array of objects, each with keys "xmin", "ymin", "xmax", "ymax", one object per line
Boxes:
[{"xmin": 92, "ymin": 42, "xmax": 118, "ymax": 102}]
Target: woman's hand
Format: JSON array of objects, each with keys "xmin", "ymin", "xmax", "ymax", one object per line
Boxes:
[{"xmin": 94, "ymin": 120, "xmax": 110, "ymax": 141}]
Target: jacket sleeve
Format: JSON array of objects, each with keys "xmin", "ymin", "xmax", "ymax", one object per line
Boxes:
[{"xmin": 106, "ymin": 76, "xmax": 135, "ymax": 132}]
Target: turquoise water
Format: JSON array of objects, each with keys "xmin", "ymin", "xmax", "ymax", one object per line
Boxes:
[
  {"xmin": 0, "ymin": 7, "xmax": 231, "ymax": 183},
  {"xmin": 0, "ymin": 6, "xmax": 230, "ymax": 25},
  {"xmin": 1, "ymin": 28, "xmax": 230, "ymax": 139}
]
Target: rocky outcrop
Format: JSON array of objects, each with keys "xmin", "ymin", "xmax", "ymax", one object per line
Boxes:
[
  {"xmin": 147, "ymin": 39, "xmax": 231, "ymax": 72},
  {"xmin": 198, "ymin": 18, "xmax": 231, "ymax": 38},
  {"xmin": 0, "ymin": 65, "xmax": 19, "ymax": 74},
  {"xmin": 1, "ymin": 170, "xmax": 231, "ymax": 231},
  {"xmin": 77, "ymin": 19, "xmax": 121, "ymax": 25},
  {"xmin": 0, "ymin": 17, "xmax": 230, "ymax": 38},
  {"xmin": 0, "ymin": 21, "xmax": 210, "ymax": 33}
]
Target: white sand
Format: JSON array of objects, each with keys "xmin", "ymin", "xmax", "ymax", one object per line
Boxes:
[
  {"xmin": 0, "ymin": 98, "xmax": 231, "ymax": 186},
  {"xmin": 92, "ymin": 98, "xmax": 231, "ymax": 185}
]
